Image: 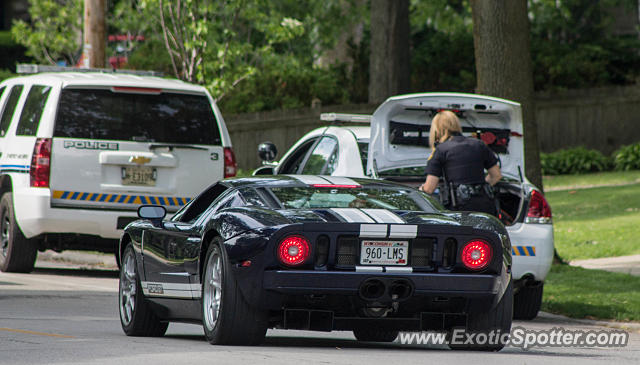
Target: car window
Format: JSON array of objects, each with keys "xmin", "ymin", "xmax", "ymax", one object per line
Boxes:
[
  {"xmin": 301, "ymin": 136, "xmax": 338, "ymax": 175},
  {"xmin": 0, "ymin": 87, "xmax": 5, "ymax": 100},
  {"xmin": 16, "ymin": 85, "xmax": 52, "ymax": 136},
  {"xmin": 0, "ymin": 85, "xmax": 24, "ymax": 137},
  {"xmin": 278, "ymin": 138, "xmax": 317, "ymax": 174},
  {"xmin": 239, "ymin": 188, "xmax": 268, "ymax": 207},
  {"xmin": 269, "ymin": 186, "xmax": 437, "ymax": 212},
  {"xmin": 357, "ymin": 141, "xmax": 368, "ymax": 175},
  {"xmin": 216, "ymin": 190, "xmax": 245, "ymax": 210},
  {"xmin": 54, "ymin": 88, "xmax": 222, "ymax": 145},
  {"xmin": 171, "ymin": 183, "xmax": 228, "ymax": 223}
]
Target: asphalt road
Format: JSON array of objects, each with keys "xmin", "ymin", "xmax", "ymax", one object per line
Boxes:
[{"xmin": 1, "ymin": 261, "xmax": 639, "ymax": 365}]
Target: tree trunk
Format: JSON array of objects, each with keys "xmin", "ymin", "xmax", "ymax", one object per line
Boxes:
[
  {"xmin": 368, "ymin": 0, "xmax": 411, "ymax": 104},
  {"xmin": 471, "ymin": 0, "xmax": 543, "ymax": 190},
  {"xmin": 82, "ymin": 0, "xmax": 106, "ymax": 68}
]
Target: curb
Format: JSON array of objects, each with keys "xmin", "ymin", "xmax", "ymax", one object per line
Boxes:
[{"xmin": 538, "ymin": 311, "xmax": 640, "ymax": 333}]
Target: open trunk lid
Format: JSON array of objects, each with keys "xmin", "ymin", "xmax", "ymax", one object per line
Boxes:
[{"xmin": 367, "ymin": 93, "xmax": 524, "ymax": 180}]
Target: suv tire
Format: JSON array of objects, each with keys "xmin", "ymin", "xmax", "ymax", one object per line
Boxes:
[{"xmin": 0, "ymin": 193, "xmax": 38, "ymax": 273}]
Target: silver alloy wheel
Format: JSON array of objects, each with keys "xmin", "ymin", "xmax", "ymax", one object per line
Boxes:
[
  {"xmin": 119, "ymin": 250, "xmax": 137, "ymax": 326},
  {"xmin": 1, "ymin": 211, "xmax": 9, "ymax": 259},
  {"xmin": 203, "ymin": 246, "xmax": 223, "ymax": 331}
]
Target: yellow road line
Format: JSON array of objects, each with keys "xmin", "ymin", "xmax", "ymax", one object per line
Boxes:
[{"xmin": 0, "ymin": 327, "xmax": 74, "ymax": 338}]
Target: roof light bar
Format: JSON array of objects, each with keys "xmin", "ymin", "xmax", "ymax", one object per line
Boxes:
[
  {"xmin": 320, "ymin": 113, "xmax": 371, "ymax": 124},
  {"xmin": 17, "ymin": 64, "xmax": 164, "ymax": 77}
]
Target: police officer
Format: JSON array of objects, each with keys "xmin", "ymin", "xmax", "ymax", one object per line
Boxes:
[{"xmin": 418, "ymin": 110, "xmax": 502, "ymax": 216}]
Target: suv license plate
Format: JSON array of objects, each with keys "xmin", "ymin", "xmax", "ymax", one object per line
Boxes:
[
  {"xmin": 360, "ymin": 240, "xmax": 408, "ymax": 266},
  {"xmin": 122, "ymin": 166, "xmax": 156, "ymax": 186}
]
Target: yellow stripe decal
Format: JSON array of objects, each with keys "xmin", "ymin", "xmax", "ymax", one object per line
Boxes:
[
  {"xmin": 52, "ymin": 190, "xmax": 190, "ymax": 206},
  {"xmin": 512, "ymin": 246, "xmax": 536, "ymax": 256}
]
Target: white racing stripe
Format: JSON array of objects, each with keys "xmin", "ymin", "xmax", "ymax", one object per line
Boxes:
[
  {"xmin": 356, "ymin": 266, "xmax": 383, "ymax": 272},
  {"xmin": 389, "ymin": 224, "xmax": 418, "ymax": 238},
  {"xmin": 322, "ymin": 176, "xmax": 361, "ymax": 186},
  {"xmin": 362, "ymin": 209, "xmax": 405, "ymax": 224},
  {"xmin": 332, "ymin": 208, "xmax": 376, "ymax": 223},
  {"xmin": 287, "ymin": 175, "xmax": 331, "ymax": 185},
  {"xmin": 141, "ymin": 281, "xmax": 201, "ymax": 299},
  {"xmin": 359, "ymin": 224, "xmax": 388, "ymax": 237},
  {"xmin": 385, "ymin": 266, "xmax": 413, "ymax": 273}
]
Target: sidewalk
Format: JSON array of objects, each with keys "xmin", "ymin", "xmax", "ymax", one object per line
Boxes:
[
  {"xmin": 36, "ymin": 250, "xmax": 118, "ymax": 270},
  {"xmin": 570, "ymin": 254, "xmax": 640, "ymax": 276}
]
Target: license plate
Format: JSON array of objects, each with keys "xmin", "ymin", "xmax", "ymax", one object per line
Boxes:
[
  {"xmin": 122, "ymin": 166, "xmax": 156, "ymax": 186},
  {"xmin": 360, "ymin": 240, "xmax": 409, "ymax": 266}
]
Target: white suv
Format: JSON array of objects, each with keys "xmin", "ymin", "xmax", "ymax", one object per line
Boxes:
[{"xmin": 0, "ymin": 69, "xmax": 236, "ymax": 273}]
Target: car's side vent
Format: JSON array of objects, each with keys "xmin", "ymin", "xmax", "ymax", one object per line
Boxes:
[
  {"xmin": 315, "ymin": 235, "xmax": 330, "ymax": 267},
  {"xmin": 336, "ymin": 236, "xmax": 358, "ymax": 267},
  {"xmin": 411, "ymin": 238, "xmax": 434, "ymax": 268},
  {"xmin": 442, "ymin": 237, "xmax": 458, "ymax": 268}
]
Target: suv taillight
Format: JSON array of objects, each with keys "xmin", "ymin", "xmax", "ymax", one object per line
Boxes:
[
  {"xmin": 223, "ymin": 147, "xmax": 237, "ymax": 178},
  {"xmin": 525, "ymin": 190, "xmax": 552, "ymax": 224},
  {"xmin": 30, "ymin": 138, "xmax": 52, "ymax": 187}
]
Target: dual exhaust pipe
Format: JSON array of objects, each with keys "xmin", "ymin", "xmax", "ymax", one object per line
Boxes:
[{"xmin": 358, "ymin": 278, "xmax": 414, "ymax": 302}]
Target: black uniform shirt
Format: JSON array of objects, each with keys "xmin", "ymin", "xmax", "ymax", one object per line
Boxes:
[{"xmin": 424, "ymin": 133, "xmax": 499, "ymax": 185}]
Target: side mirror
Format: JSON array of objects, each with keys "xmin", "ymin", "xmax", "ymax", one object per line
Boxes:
[
  {"xmin": 253, "ymin": 166, "xmax": 275, "ymax": 175},
  {"xmin": 138, "ymin": 205, "xmax": 166, "ymax": 227},
  {"xmin": 258, "ymin": 141, "xmax": 277, "ymax": 163}
]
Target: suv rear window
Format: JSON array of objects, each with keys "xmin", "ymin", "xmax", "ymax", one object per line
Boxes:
[{"xmin": 54, "ymin": 88, "xmax": 222, "ymax": 145}]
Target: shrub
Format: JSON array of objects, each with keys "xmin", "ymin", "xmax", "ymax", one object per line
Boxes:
[
  {"xmin": 541, "ymin": 147, "xmax": 613, "ymax": 175},
  {"xmin": 613, "ymin": 143, "xmax": 640, "ymax": 171}
]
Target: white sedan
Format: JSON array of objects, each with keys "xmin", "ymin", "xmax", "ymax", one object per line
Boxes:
[{"xmin": 255, "ymin": 93, "xmax": 554, "ymax": 320}]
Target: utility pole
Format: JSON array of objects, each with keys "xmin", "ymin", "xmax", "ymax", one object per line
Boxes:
[{"xmin": 81, "ymin": 0, "xmax": 106, "ymax": 68}]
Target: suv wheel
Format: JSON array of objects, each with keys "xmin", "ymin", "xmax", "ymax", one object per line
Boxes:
[{"xmin": 0, "ymin": 193, "xmax": 38, "ymax": 273}]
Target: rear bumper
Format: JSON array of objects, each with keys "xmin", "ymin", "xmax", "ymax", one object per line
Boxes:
[
  {"xmin": 263, "ymin": 270, "xmax": 505, "ymax": 298},
  {"xmin": 13, "ymin": 186, "xmax": 137, "ymax": 240},
  {"xmin": 507, "ymin": 223, "xmax": 554, "ymax": 282}
]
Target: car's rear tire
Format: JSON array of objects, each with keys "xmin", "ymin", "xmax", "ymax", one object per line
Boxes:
[
  {"xmin": 513, "ymin": 282, "xmax": 543, "ymax": 320},
  {"xmin": 353, "ymin": 328, "xmax": 399, "ymax": 342},
  {"xmin": 119, "ymin": 244, "xmax": 168, "ymax": 337},
  {"xmin": 0, "ymin": 193, "xmax": 37, "ymax": 273},
  {"xmin": 449, "ymin": 279, "xmax": 513, "ymax": 351},
  {"xmin": 202, "ymin": 237, "xmax": 268, "ymax": 345}
]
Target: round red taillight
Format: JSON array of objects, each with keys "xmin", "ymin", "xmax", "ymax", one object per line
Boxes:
[
  {"xmin": 461, "ymin": 239, "xmax": 492, "ymax": 270},
  {"xmin": 277, "ymin": 235, "xmax": 310, "ymax": 266}
]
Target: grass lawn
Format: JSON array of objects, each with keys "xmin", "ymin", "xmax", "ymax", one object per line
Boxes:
[
  {"xmin": 545, "ymin": 182, "xmax": 640, "ymax": 261},
  {"xmin": 542, "ymin": 264, "xmax": 640, "ymax": 322},
  {"xmin": 543, "ymin": 170, "xmax": 640, "ymax": 191}
]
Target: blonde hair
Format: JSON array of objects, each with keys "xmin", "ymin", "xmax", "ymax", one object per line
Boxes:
[{"xmin": 429, "ymin": 110, "xmax": 462, "ymax": 147}]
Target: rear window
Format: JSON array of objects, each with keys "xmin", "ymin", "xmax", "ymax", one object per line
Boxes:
[
  {"xmin": 54, "ymin": 88, "xmax": 222, "ymax": 145},
  {"xmin": 269, "ymin": 186, "xmax": 436, "ymax": 212}
]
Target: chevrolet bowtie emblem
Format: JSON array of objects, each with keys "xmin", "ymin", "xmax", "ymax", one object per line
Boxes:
[{"xmin": 130, "ymin": 156, "xmax": 152, "ymax": 165}]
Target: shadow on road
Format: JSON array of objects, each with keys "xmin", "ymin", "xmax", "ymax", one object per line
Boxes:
[{"xmin": 33, "ymin": 267, "xmax": 119, "ymax": 278}]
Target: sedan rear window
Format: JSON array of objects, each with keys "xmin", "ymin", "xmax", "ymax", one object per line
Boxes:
[{"xmin": 54, "ymin": 88, "xmax": 221, "ymax": 145}]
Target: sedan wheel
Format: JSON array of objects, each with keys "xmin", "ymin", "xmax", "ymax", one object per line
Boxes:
[
  {"xmin": 201, "ymin": 237, "xmax": 267, "ymax": 345},
  {"xmin": 118, "ymin": 244, "xmax": 168, "ymax": 337},
  {"xmin": 203, "ymin": 245, "xmax": 223, "ymax": 332}
]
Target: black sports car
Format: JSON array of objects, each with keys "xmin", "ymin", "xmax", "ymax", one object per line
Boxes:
[{"xmin": 118, "ymin": 175, "xmax": 513, "ymax": 350}]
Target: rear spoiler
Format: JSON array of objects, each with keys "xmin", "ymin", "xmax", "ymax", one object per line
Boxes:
[{"xmin": 320, "ymin": 113, "xmax": 371, "ymax": 124}]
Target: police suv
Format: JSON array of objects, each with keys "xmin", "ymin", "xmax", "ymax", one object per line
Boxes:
[{"xmin": 0, "ymin": 66, "xmax": 236, "ymax": 273}]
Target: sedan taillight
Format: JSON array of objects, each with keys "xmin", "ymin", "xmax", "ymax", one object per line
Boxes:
[{"xmin": 525, "ymin": 190, "xmax": 552, "ymax": 224}]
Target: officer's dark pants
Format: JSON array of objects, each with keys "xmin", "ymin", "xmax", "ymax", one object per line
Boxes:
[{"xmin": 450, "ymin": 193, "xmax": 498, "ymax": 217}]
